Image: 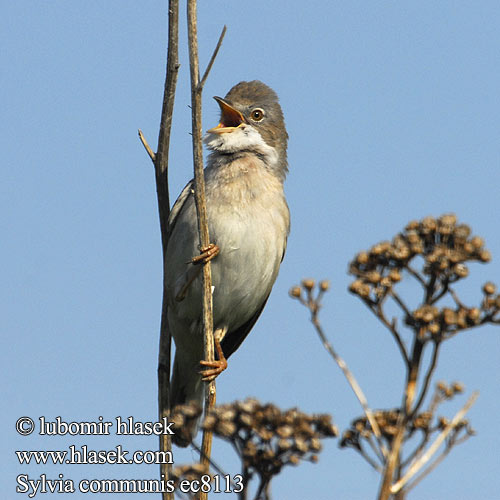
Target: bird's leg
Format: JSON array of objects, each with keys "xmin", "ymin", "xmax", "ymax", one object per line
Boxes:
[
  {"xmin": 199, "ymin": 328, "xmax": 228, "ymax": 382},
  {"xmin": 191, "ymin": 243, "xmax": 220, "ymax": 265}
]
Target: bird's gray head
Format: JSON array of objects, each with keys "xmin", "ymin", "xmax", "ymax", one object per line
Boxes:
[{"xmin": 204, "ymin": 80, "xmax": 288, "ymax": 180}]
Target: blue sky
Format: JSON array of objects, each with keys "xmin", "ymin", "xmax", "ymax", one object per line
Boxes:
[{"xmin": 3, "ymin": 1, "xmax": 499, "ymax": 499}]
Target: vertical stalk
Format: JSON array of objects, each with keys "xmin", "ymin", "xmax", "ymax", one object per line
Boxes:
[
  {"xmin": 378, "ymin": 334, "xmax": 425, "ymax": 500},
  {"xmin": 186, "ymin": 0, "xmax": 216, "ymax": 493},
  {"xmin": 155, "ymin": 2, "xmax": 180, "ymax": 499}
]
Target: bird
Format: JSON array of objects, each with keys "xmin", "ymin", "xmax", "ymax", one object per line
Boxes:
[{"xmin": 165, "ymin": 80, "xmax": 290, "ymax": 446}]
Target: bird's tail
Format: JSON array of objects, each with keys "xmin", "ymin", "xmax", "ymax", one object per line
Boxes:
[{"xmin": 169, "ymin": 352, "xmax": 204, "ymax": 447}]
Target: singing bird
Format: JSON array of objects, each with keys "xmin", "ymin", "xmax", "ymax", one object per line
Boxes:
[{"xmin": 166, "ymin": 80, "xmax": 290, "ymax": 446}]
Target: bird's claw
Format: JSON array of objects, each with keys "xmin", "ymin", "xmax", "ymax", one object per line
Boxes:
[
  {"xmin": 191, "ymin": 243, "xmax": 220, "ymax": 265},
  {"xmin": 199, "ymin": 358, "xmax": 228, "ymax": 381},
  {"xmin": 199, "ymin": 332, "xmax": 227, "ymax": 381}
]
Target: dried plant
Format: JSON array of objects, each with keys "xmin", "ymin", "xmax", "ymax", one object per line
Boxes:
[
  {"xmin": 201, "ymin": 398, "xmax": 338, "ymax": 500},
  {"xmin": 291, "ymin": 214, "xmax": 498, "ymax": 500},
  {"xmin": 170, "ymin": 463, "xmax": 211, "ymax": 500}
]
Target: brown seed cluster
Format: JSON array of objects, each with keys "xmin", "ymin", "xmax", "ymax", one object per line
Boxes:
[
  {"xmin": 482, "ymin": 282, "xmax": 500, "ymax": 314},
  {"xmin": 408, "ymin": 303, "xmax": 487, "ymax": 340},
  {"xmin": 435, "ymin": 380, "xmax": 464, "ymax": 398},
  {"xmin": 341, "ymin": 380, "xmax": 474, "ymax": 457},
  {"xmin": 171, "ymin": 462, "xmax": 210, "ymax": 489},
  {"xmin": 202, "ymin": 398, "xmax": 338, "ymax": 476},
  {"xmin": 289, "ymin": 279, "xmax": 330, "ymax": 302},
  {"xmin": 340, "ymin": 409, "xmax": 433, "ymax": 448},
  {"xmin": 349, "ymin": 214, "xmax": 492, "ymax": 303}
]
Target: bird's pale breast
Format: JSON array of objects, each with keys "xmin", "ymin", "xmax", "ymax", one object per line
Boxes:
[{"xmin": 165, "ymin": 156, "xmax": 289, "ymax": 348}]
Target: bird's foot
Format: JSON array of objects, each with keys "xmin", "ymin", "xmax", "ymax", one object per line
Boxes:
[
  {"xmin": 191, "ymin": 243, "xmax": 220, "ymax": 265},
  {"xmin": 199, "ymin": 358, "xmax": 227, "ymax": 381},
  {"xmin": 199, "ymin": 334, "xmax": 227, "ymax": 382}
]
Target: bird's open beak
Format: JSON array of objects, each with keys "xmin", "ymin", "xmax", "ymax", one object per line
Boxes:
[{"xmin": 207, "ymin": 97, "xmax": 245, "ymax": 134}]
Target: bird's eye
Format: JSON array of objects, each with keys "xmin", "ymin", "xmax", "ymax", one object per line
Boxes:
[{"xmin": 250, "ymin": 108, "xmax": 264, "ymax": 121}]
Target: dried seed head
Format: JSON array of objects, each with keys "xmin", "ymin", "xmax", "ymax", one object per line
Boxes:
[
  {"xmin": 453, "ymin": 263, "xmax": 469, "ymax": 278},
  {"xmin": 467, "ymin": 307, "xmax": 480, "ymax": 322},
  {"xmin": 483, "ymin": 282, "xmax": 496, "ymax": 295},
  {"xmin": 349, "ymin": 279, "xmax": 363, "ymax": 293},
  {"xmin": 438, "ymin": 416, "xmax": 450, "ymax": 429},
  {"xmin": 406, "ymin": 220, "xmax": 420, "ymax": 230},
  {"xmin": 289, "ymin": 286, "xmax": 302, "ymax": 298},
  {"xmin": 301, "ymin": 279, "xmax": 315, "ymax": 291},
  {"xmin": 429, "ymin": 323, "xmax": 440, "ymax": 335},
  {"xmin": 319, "ymin": 280, "xmax": 331, "ymax": 291},
  {"xmin": 238, "ymin": 412, "xmax": 254, "ymax": 427},
  {"xmin": 367, "ymin": 271, "xmax": 381, "ymax": 284},
  {"xmin": 440, "ymin": 213, "xmax": 457, "ymax": 225},
  {"xmin": 389, "ymin": 269, "xmax": 401, "ymax": 282},
  {"xmin": 216, "ymin": 420, "xmax": 237, "ymax": 437},
  {"xmin": 479, "ymin": 250, "xmax": 491, "ymax": 262},
  {"xmin": 380, "ymin": 277, "xmax": 392, "ymax": 288},
  {"xmin": 202, "ymin": 414, "xmax": 217, "ymax": 431},
  {"xmin": 436, "ymin": 381, "xmax": 447, "ymax": 393},
  {"xmin": 277, "ymin": 438, "xmax": 292, "ymax": 451},
  {"xmin": 454, "ymin": 224, "xmax": 471, "ymax": 240},
  {"xmin": 294, "ymin": 437, "xmax": 308, "ymax": 453},
  {"xmin": 442, "ymin": 308, "xmax": 457, "ymax": 326},
  {"xmin": 406, "ymin": 230, "xmax": 421, "ymax": 244},
  {"xmin": 309, "ymin": 437, "xmax": 322, "ymax": 452},
  {"xmin": 422, "ymin": 216, "xmax": 437, "ymax": 232},
  {"xmin": 357, "ymin": 251, "xmax": 369, "ymax": 265},
  {"xmin": 470, "ymin": 236, "xmax": 484, "ymax": 249}
]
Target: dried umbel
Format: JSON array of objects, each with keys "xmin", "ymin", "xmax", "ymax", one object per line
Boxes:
[
  {"xmin": 340, "ymin": 409, "xmax": 433, "ymax": 448},
  {"xmin": 348, "ymin": 214, "xmax": 499, "ymax": 340},
  {"xmin": 349, "ymin": 214, "xmax": 491, "ymax": 299},
  {"xmin": 291, "ymin": 215, "xmax": 496, "ymax": 498},
  {"xmin": 341, "ymin": 384, "xmax": 474, "ymax": 455},
  {"xmin": 171, "ymin": 462, "xmax": 211, "ymax": 490},
  {"xmin": 289, "ymin": 279, "xmax": 331, "ymax": 314},
  {"xmin": 202, "ymin": 398, "xmax": 337, "ymax": 480}
]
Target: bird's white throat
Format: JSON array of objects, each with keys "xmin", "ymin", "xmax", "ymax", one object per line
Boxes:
[{"xmin": 204, "ymin": 125, "xmax": 278, "ymax": 168}]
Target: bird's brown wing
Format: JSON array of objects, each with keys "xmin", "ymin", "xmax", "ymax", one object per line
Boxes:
[
  {"xmin": 166, "ymin": 180, "xmax": 194, "ymax": 241},
  {"xmin": 220, "ymin": 294, "xmax": 270, "ymax": 359}
]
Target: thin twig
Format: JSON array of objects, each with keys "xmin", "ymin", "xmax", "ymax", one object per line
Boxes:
[
  {"xmin": 424, "ymin": 274, "xmax": 437, "ymax": 304},
  {"xmin": 405, "ymin": 432, "xmax": 472, "ymax": 493},
  {"xmin": 390, "ymin": 391, "xmax": 478, "ymax": 495},
  {"xmin": 449, "ymin": 287, "xmax": 467, "ymax": 309},
  {"xmin": 373, "ymin": 304, "xmax": 409, "ymax": 365},
  {"xmin": 390, "ymin": 290, "xmax": 412, "ymax": 318},
  {"xmin": 186, "ymin": 2, "xmax": 218, "ymax": 497},
  {"xmin": 199, "ymin": 25, "xmax": 227, "ymax": 90},
  {"xmin": 138, "ymin": 129, "xmax": 156, "ymax": 163},
  {"xmin": 190, "ymin": 441, "xmax": 237, "ymax": 489},
  {"xmin": 309, "ymin": 307, "xmax": 388, "ymax": 461},
  {"xmin": 406, "ymin": 264, "xmax": 426, "ymax": 287},
  {"xmin": 150, "ymin": 2, "xmax": 180, "ymax": 499},
  {"xmin": 400, "ymin": 432, "xmax": 429, "ymax": 468},
  {"xmin": 429, "ymin": 278, "xmax": 449, "ymax": 305},
  {"xmin": 410, "ymin": 341, "xmax": 440, "ymax": 416},
  {"xmin": 361, "ymin": 438, "xmax": 384, "ymax": 471}
]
